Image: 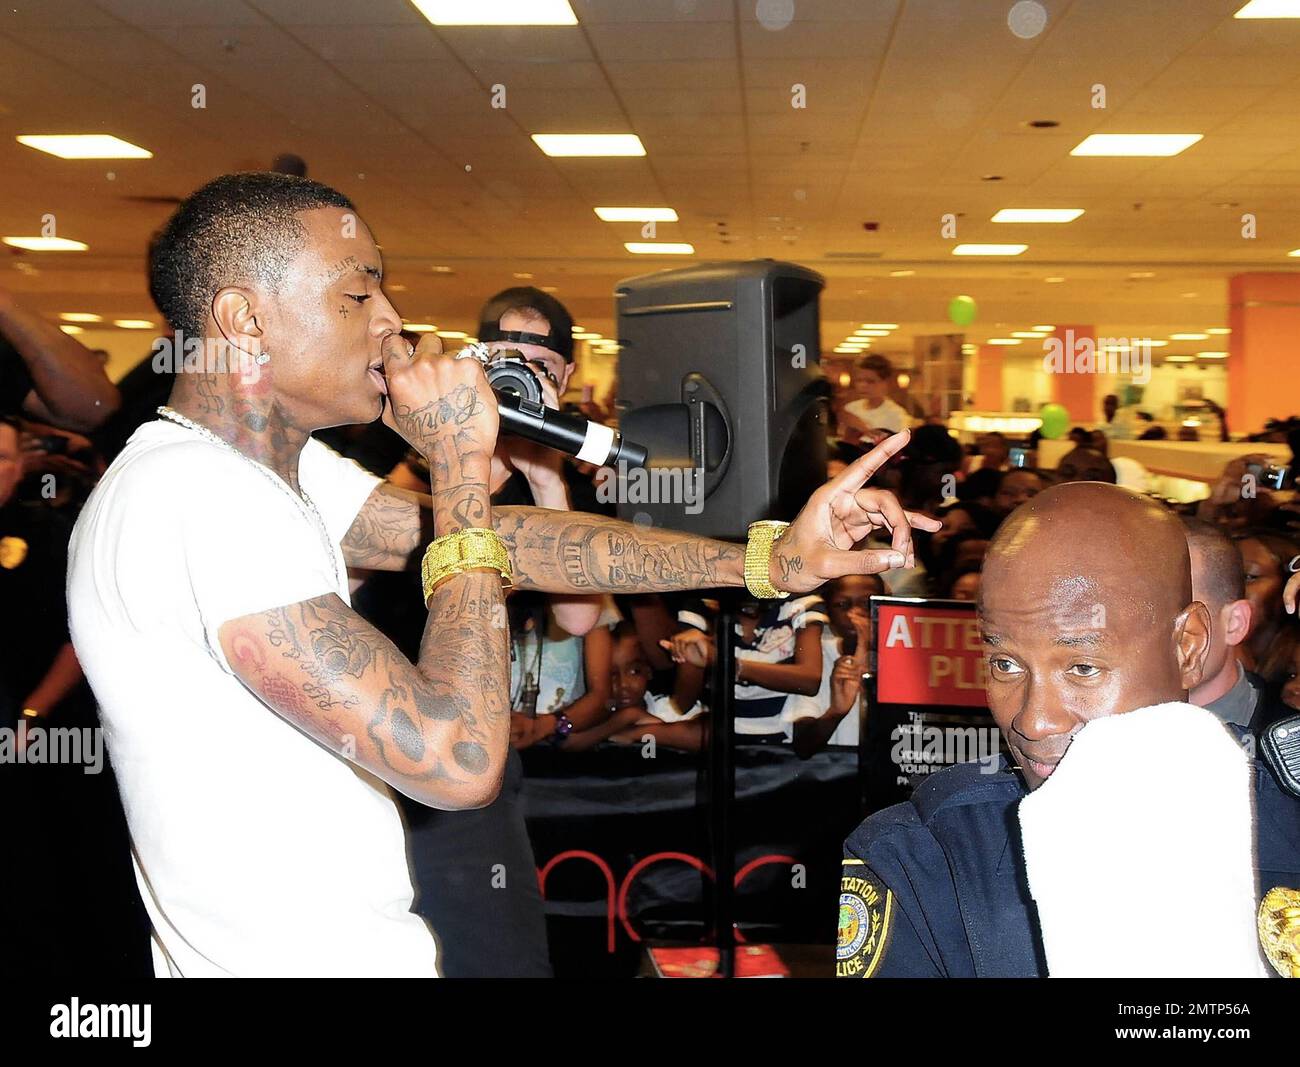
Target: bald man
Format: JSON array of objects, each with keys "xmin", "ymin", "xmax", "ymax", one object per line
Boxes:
[{"xmin": 838, "ymin": 483, "xmax": 1300, "ymax": 978}]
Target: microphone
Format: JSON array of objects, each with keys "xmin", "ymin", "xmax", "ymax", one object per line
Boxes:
[
  {"xmin": 494, "ymin": 391, "xmax": 648, "ymax": 469},
  {"xmin": 467, "ymin": 343, "xmax": 648, "ymax": 468}
]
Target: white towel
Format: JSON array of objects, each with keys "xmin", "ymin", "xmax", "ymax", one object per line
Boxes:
[{"xmin": 1018, "ymin": 702, "xmax": 1266, "ymax": 978}]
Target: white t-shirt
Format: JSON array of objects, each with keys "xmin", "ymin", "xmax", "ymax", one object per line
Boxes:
[
  {"xmin": 786, "ymin": 629, "xmax": 861, "ymax": 747},
  {"xmin": 843, "ymin": 397, "xmax": 910, "ymax": 434},
  {"xmin": 67, "ymin": 419, "xmax": 439, "ymax": 977}
]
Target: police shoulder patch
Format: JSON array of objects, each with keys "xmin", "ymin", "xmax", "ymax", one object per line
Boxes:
[{"xmin": 837, "ymin": 859, "xmax": 895, "ymax": 977}]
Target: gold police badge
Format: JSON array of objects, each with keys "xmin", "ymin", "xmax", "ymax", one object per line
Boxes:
[
  {"xmin": 1258, "ymin": 886, "xmax": 1300, "ymax": 978},
  {"xmin": 837, "ymin": 859, "xmax": 894, "ymax": 977}
]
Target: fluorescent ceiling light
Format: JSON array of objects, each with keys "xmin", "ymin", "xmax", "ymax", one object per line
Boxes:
[
  {"xmin": 1234, "ymin": 0, "xmax": 1300, "ymax": 17},
  {"xmin": 987, "ymin": 338, "xmax": 1022, "ymax": 345},
  {"xmin": 17, "ymin": 133, "xmax": 152, "ymax": 159},
  {"xmin": 437, "ymin": 331, "xmax": 469, "ymax": 339},
  {"xmin": 59, "ymin": 324, "xmax": 84, "ymax": 335},
  {"xmin": 533, "ymin": 134, "xmax": 645, "ymax": 157},
  {"xmin": 1032, "ymin": 325, "xmax": 1055, "ymax": 331},
  {"xmin": 861, "ymin": 323, "xmax": 898, "ymax": 329},
  {"xmin": 409, "ymin": 0, "xmax": 577, "ymax": 25},
  {"xmin": 624, "ymin": 242, "xmax": 694, "ymax": 255},
  {"xmin": 1197, "ymin": 351, "xmax": 1229, "ymax": 358},
  {"xmin": 991, "ymin": 209, "xmax": 1084, "ymax": 223},
  {"xmin": 1044, "ymin": 276, "xmax": 1065, "ymax": 283},
  {"xmin": 1206, "ymin": 327, "xmax": 1231, "ymax": 335},
  {"xmin": 1070, "ymin": 134, "xmax": 1202, "ymax": 157},
  {"xmin": 60, "ymin": 312, "xmax": 102, "ymax": 323},
  {"xmin": 858, "ymin": 330, "xmax": 891, "ymax": 337},
  {"xmin": 573, "ymin": 332, "xmax": 603, "ymax": 340},
  {"xmin": 113, "ymin": 319, "xmax": 154, "ymax": 329},
  {"xmin": 403, "ymin": 323, "xmax": 438, "ymax": 332},
  {"xmin": 1170, "ymin": 333, "xmax": 1208, "ymax": 340},
  {"xmin": 1145, "ymin": 340, "xmax": 1168, "ymax": 347},
  {"xmin": 952, "ymin": 244, "xmax": 1027, "ymax": 256},
  {"xmin": 889, "ymin": 269, "xmax": 914, "ymax": 277},
  {"xmin": 3, "ymin": 236, "xmax": 87, "ymax": 251},
  {"xmin": 594, "ymin": 207, "xmax": 678, "ymax": 222},
  {"xmin": 1288, "ymin": 248, "xmax": 1300, "ymax": 257},
  {"xmin": 1166, "ymin": 356, "xmax": 1195, "ymax": 362}
]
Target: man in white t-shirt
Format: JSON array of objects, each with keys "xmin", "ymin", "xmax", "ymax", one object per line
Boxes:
[
  {"xmin": 67, "ymin": 172, "xmax": 939, "ymax": 977},
  {"xmin": 840, "ymin": 354, "xmax": 911, "ymax": 439}
]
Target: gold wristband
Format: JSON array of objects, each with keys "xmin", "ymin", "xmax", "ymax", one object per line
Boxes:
[
  {"xmin": 421, "ymin": 528, "xmax": 513, "ymax": 603},
  {"xmin": 744, "ymin": 520, "xmax": 789, "ymax": 600}
]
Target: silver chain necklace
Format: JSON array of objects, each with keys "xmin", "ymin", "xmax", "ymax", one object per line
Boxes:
[{"xmin": 155, "ymin": 405, "xmax": 341, "ymax": 584}]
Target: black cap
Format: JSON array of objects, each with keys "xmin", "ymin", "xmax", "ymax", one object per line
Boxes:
[{"xmin": 477, "ymin": 286, "xmax": 575, "ymax": 363}]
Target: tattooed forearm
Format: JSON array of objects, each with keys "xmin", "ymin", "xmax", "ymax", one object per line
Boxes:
[
  {"xmin": 220, "ymin": 578, "xmax": 510, "ymax": 809},
  {"xmin": 494, "ymin": 507, "xmax": 746, "ymax": 593}
]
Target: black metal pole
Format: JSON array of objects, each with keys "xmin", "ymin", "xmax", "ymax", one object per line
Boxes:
[{"xmin": 709, "ymin": 590, "xmax": 737, "ymax": 977}]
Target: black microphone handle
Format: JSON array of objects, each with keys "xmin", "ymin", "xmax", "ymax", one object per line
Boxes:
[{"xmin": 494, "ymin": 390, "xmax": 648, "ymax": 468}]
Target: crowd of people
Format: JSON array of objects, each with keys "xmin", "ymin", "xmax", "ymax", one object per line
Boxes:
[{"xmin": 4, "ymin": 172, "xmax": 1299, "ymax": 978}]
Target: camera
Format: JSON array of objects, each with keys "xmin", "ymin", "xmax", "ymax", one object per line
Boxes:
[{"xmin": 484, "ymin": 347, "xmax": 551, "ymax": 407}]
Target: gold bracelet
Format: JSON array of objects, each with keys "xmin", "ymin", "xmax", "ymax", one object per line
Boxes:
[
  {"xmin": 421, "ymin": 528, "xmax": 512, "ymax": 603},
  {"xmin": 744, "ymin": 520, "xmax": 789, "ymax": 600}
]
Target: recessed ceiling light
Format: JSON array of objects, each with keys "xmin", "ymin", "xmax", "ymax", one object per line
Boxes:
[
  {"xmin": 889, "ymin": 269, "xmax": 915, "ymax": 277},
  {"xmin": 17, "ymin": 133, "xmax": 152, "ymax": 159},
  {"xmin": 59, "ymin": 324, "xmax": 84, "ymax": 335},
  {"xmin": 1165, "ymin": 355, "xmax": 1195, "ymax": 363},
  {"xmin": 1206, "ymin": 327, "xmax": 1231, "ymax": 335},
  {"xmin": 1197, "ymin": 351, "xmax": 1229, "ymax": 358},
  {"xmin": 1129, "ymin": 271, "xmax": 1156, "ymax": 279},
  {"xmin": 1234, "ymin": 0, "xmax": 1300, "ymax": 18},
  {"xmin": 987, "ymin": 338, "xmax": 1022, "ymax": 345},
  {"xmin": 624, "ymin": 242, "xmax": 694, "ymax": 255},
  {"xmin": 1070, "ymin": 134, "xmax": 1202, "ymax": 157},
  {"xmin": 991, "ymin": 208, "xmax": 1084, "ymax": 223},
  {"xmin": 1170, "ymin": 333, "xmax": 1208, "ymax": 341},
  {"xmin": 533, "ymin": 134, "xmax": 645, "ymax": 157},
  {"xmin": 1044, "ymin": 276, "xmax": 1065, "ymax": 283},
  {"xmin": 513, "ymin": 272, "xmax": 533, "ymax": 280},
  {"xmin": 113, "ymin": 319, "xmax": 154, "ymax": 329},
  {"xmin": 409, "ymin": 0, "xmax": 577, "ymax": 25},
  {"xmin": 432, "ymin": 265, "xmax": 454, "ymax": 273},
  {"xmin": 953, "ymin": 244, "xmax": 1027, "ymax": 256},
  {"xmin": 595, "ymin": 207, "xmax": 678, "ymax": 222},
  {"xmin": 403, "ymin": 323, "xmax": 438, "ymax": 333},
  {"xmin": 437, "ymin": 331, "xmax": 469, "ymax": 339},
  {"xmin": 3, "ymin": 236, "xmax": 87, "ymax": 251},
  {"xmin": 60, "ymin": 312, "xmax": 102, "ymax": 323},
  {"xmin": 861, "ymin": 323, "xmax": 898, "ymax": 329},
  {"xmin": 1032, "ymin": 324, "xmax": 1054, "ymax": 331}
]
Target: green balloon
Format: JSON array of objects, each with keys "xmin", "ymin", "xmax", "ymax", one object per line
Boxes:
[
  {"xmin": 1039, "ymin": 403, "xmax": 1070, "ymax": 440},
  {"xmin": 948, "ymin": 294, "xmax": 977, "ymax": 328}
]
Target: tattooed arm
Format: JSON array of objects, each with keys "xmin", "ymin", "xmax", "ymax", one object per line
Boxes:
[
  {"xmin": 218, "ymin": 569, "xmax": 509, "ymax": 809},
  {"xmin": 343, "ymin": 430, "xmax": 945, "ymax": 593}
]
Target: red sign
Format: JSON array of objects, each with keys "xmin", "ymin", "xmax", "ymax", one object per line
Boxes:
[{"xmin": 875, "ymin": 603, "xmax": 988, "ymax": 707}]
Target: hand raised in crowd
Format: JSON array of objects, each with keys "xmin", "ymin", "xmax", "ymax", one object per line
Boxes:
[
  {"xmin": 659, "ymin": 628, "xmax": 715, "ymax": 669},
  {"xmin": 829, "ymin": 609, "xmax": 870, "ymax": 715},
  {"xmin": 772, "ymin": 430, "xmax": 942, "ymax": 592},
  {"xmin": 1284, "ymin": 568, "xmax": 1300, "ymax": 616}
]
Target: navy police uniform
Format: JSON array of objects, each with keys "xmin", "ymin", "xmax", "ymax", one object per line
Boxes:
[{"xmin": 839, "ymin": 737, "xmax": 1300, "ymax": 978}]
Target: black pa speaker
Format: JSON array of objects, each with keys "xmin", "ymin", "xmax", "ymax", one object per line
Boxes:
[{"xmin": 612, "ymin": 260, "xmax": 828, "ymax": 539}]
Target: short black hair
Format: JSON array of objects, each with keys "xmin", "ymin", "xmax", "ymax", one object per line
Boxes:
[
  {"xmin": 1181, "ymin": 517, "xmax": 1245, "ymax": 608},
  {"xmin": 477, "ymin": 286, "xmax": 575, "ymax": 363},
  {"xmin": 854, "ymin": 353, "xmax": 893, "ymax": 378},
  {"xmin": 148, "ymin": 172, "xmax": 355, "ymax": 338}
]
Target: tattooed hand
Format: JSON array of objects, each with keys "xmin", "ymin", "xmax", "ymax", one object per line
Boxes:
[
  {"xmin": 773, "ymin": 430, "xmax": 944, "ymax": 593},
  {"xmin": 380, "ymin": 332, "xmax": 498, "ymax": 533}
]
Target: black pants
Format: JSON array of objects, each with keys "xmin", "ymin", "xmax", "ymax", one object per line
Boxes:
[{"xmin": 401, "ymin": 747, "xmax": 552, "ymax": 977}]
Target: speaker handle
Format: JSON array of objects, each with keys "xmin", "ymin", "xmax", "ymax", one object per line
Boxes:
[{"xmin": 683, "ymin": 371, "xmax": 733, "ymax": 502}]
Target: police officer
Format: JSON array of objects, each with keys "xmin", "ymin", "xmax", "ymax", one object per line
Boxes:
[{"xmin": 838, "ymin": 483, "xmax": 1300, "ymax": 977}]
